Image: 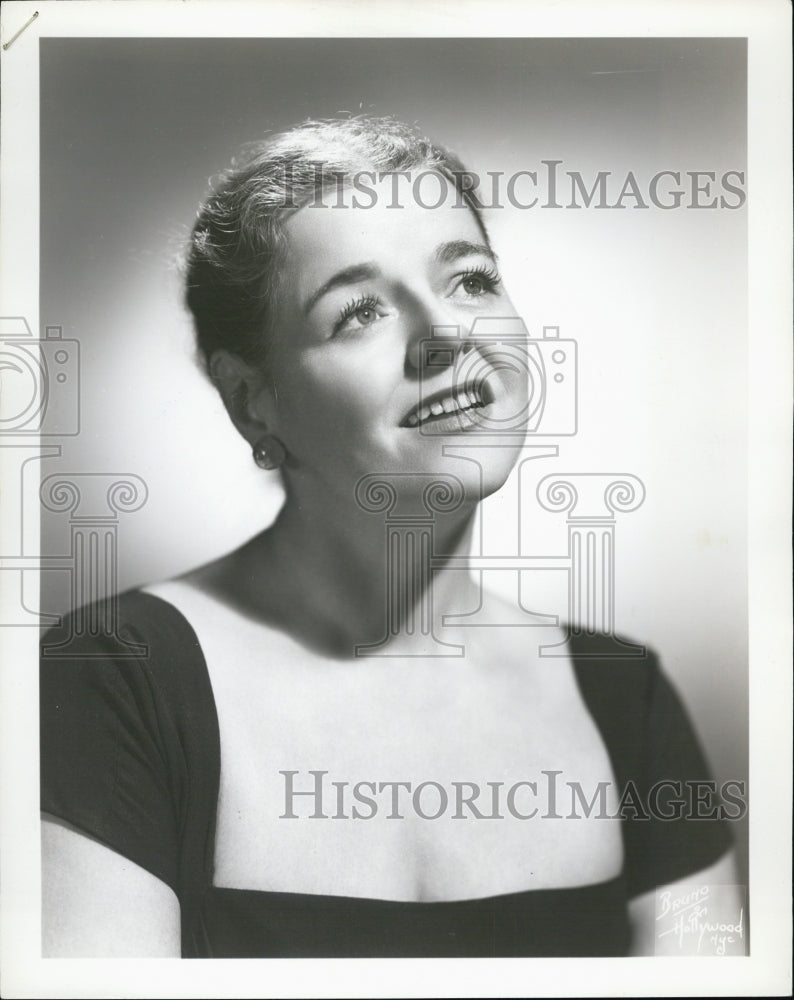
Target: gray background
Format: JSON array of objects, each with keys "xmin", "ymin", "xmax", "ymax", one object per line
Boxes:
[{"xmin": 39, "ymin": 37, "xmax": 748, "ymax": 883}]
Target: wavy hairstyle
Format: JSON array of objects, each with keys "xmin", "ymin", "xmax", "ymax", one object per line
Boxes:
[{"xmin": 185, "ymin": 116, "xmax": 488, "ymax": 372}]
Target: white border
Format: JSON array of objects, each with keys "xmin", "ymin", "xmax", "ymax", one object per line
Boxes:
[{"xmin": 1, "ymin": 1, "xmax": 791, "ymax": 997}]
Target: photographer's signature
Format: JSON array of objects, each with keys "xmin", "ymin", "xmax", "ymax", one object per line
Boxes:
[{"xmin": 656, "ymin": 885, "xmax": 745, "ymax": 955}]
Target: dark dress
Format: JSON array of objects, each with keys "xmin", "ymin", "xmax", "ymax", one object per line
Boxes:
[{"xmin": 40, "ymin": 591, "xmax": 732, "ymax": 957}]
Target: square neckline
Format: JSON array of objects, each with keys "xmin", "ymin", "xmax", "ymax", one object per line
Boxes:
[{"xmin": 138, "ymin": 587, "xmax": 628, "ymax": 906}]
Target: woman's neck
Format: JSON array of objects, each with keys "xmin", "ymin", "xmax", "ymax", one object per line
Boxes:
[{"xmin": 224, "ymin": 476, "xmax": 480, "ymax": 658}]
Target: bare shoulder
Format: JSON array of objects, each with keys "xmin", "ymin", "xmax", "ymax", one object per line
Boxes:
[
  {"xmin": 463, "ymin": 586, "xmax": 570, "ymax": 658},
  {"xmin": 142, "ymin": 535, "xmax": 271, "ymax": 622},
  {"xmin": 477, "ymin": 586, "xmax": 566, "ymax": 632}
]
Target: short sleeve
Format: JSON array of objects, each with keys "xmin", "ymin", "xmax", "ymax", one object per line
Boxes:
[
  {"xmin": 623, "ymin": 655, "xmax": 734, "ymax": 897},
  {"xmin": 570, "ymin": 640, "xmax": 734, "ymax": 899},
  {"xmin": 40, "ymin": 591, "xmax": 218, "ymax": 898}
]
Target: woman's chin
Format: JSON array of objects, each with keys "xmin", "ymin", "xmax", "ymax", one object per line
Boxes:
[
  {"xmin": 476, "ymin": 460, "xmax": 521, "ymax": 501},
  {"xmin": 408, "ymin": 444, "xmax": 522, "ymax": 504}
]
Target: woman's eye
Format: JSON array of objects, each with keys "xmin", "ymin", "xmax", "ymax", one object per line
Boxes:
[
  {"xmin": 334, "ymin": 295, "xmax": 385, "ymax": 334},
  {"xmin": 461, "ymin": 274, "xmax": 488, "ymax": 296},
  {"xmin": 353, "ymin": 305, "xmax": 378, "ymax": 325},
  {"xmin": 454, "ymin": 266, "xmax": 502, "ymax": 300}
]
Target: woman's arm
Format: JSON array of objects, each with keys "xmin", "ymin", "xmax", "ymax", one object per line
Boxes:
[
  {"xmin": 627, "ymin": 848, "xmax": 744, "ymax": 956},
  {"xmin": 42, "ymin": 813, "xmax": 181, "ymax": 957}
]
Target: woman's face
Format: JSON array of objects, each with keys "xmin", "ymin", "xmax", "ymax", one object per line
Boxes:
[{"xmin": 260, "ymin": 171, "xmax": 529, "ymax": 501}]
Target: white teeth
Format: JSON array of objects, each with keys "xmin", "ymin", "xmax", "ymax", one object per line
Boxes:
[{"xmin": 405, "ymin": 387, "xmax": 485, "ymax": 426}]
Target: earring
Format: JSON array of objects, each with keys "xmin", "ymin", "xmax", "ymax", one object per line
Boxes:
[{"xmin": 252, "ymin": 435, "xmax": 285, "ymax": 471}]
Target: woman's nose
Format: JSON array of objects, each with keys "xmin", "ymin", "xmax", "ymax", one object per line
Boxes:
[{"xmin": 405, "ymin": 309, "xmax": 475, "ymax": 373}]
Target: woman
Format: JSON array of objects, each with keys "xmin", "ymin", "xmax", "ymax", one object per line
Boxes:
[{"xmin": 40, "ymin": 116, "xmax": 738, "ymax": 957}]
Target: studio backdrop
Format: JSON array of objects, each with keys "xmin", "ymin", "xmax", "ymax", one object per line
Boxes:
[{"xmin": 35, "ymin": 36, "xmax": 747, "ymax": 878}]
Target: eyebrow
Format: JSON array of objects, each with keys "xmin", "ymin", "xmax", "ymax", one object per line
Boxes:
[
  {"xmin": 434, "ymin": 240, "xmax": 497, "ymax": 265},
  {"xmin": 303, "ymin": 263, "xmax": 380, "ymax": 315},
  {"xmin": 302, "ymin": 241, "xmax": 498, "ymax": 315}
]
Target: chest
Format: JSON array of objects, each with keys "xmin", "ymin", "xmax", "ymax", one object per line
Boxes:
[{"xmin": 200, "ymin": 620, "xmax": 625, "ymax": 901}]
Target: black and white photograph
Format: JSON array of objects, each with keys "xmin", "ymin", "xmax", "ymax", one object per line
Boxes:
[{"xmin": 0, "ymin": 1, "xmax": 790, "ymax": 997}]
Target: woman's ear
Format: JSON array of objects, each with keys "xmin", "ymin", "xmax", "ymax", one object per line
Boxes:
[{"xmin": 209, "ymin": 350, "xmax": 276, "ymax": 446}]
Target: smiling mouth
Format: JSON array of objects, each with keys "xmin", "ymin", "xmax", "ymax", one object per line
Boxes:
[{"xmin": 401, "ymin": 385, "xmax": 487, "ymax": 428}]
